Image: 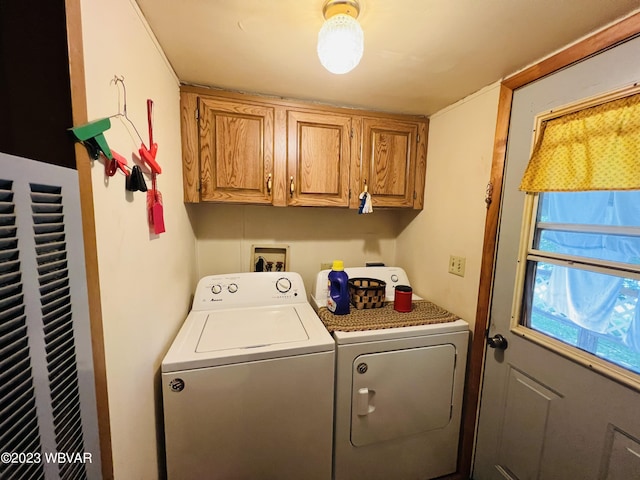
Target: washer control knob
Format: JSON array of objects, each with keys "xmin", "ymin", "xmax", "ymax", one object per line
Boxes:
[
  {"xmin": 211, "ymin": 284, "xmax": 222, "ymax": 295},
  {"xmin": 391, "ymin": 274, "xmax": 399, "ymax": 282},
  {"xmin": 276, "ymin": 277, "xmax": 292, "ymax": 293},
  {"xmin": 228, "ymin": 283, "xmax": 238, "ymax": 293}
]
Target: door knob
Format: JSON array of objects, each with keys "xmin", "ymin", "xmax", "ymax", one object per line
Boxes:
[{"xmin": 487, "ymin": 334, "xmax": 508, "ymax": 350}]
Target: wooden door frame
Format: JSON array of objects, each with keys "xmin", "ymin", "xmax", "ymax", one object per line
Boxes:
[
  {"xmin": 65, "ymin": 0, "xmax": 114, "ymax": 478},
  {"xmin": 454, "ymin": 11, "xmax": 640, "ymax": 480}
]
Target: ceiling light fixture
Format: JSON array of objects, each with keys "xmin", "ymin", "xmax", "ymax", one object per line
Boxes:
[{"xmin": 317, "ymin": 0, "xmax": 364, "ymax": 75}]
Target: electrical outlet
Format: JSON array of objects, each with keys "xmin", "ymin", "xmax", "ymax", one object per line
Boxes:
[
  {"xmin": 448, "ymin": 255, "xmax": 466, "ymax": 277},
  {"xmin": 320, "ymin": 262, "xmax": 333, "ymax": 270}
]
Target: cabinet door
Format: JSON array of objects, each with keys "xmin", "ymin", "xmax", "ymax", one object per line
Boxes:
[
  {"xmin": 199, "ymin": 97, "xmax": 274, "ymax": 204},
  {"xmin": 287, "ymin": 110, "xmax": 352, "ymax": 207},
  {"xmin": 362, "ymin": 118, "xmax": 418, "ymax": 207}
]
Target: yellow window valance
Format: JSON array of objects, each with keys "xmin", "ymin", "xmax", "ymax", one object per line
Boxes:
[{"xmin": 519, "ymin": 92, "xmax": 640, "ymax": 192}]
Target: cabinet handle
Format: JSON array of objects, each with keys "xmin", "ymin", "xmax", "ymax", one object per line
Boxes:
[
  {"xmin": 266, "ymin": 173, "xmax": 272, "ymax": 194},
  {"xmin": 289, "ymin": 176, "xmax": 295, "ymax": 197}
]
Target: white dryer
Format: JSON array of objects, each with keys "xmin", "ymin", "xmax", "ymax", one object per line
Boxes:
[
  {"xmin": 311, "ymin": 266, "xmax": 469, "ymax": 480},
  {"xmin": 162, "ymin": 272, "xmax": 335, "ymax": 480}
]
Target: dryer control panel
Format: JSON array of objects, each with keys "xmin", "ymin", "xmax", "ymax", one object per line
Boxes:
[{"xmin": 192, "ymin": 272, "xmax": 306, "ymax": 310}]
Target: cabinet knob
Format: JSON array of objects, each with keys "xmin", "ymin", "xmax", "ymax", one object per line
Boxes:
[
  {"xmin": 289, "ymin": 176, "xmax": 295, "ymax": 197},
  {"xmin": 266, "ymin": 173, "xmax": 272, "ymax": 194}
]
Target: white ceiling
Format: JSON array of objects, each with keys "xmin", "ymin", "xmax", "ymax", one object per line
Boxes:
[{"xmin": 135, "ymin": 0, "xmax": 640, "ymax": 116}]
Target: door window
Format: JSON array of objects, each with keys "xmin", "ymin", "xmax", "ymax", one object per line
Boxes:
[
  {"xmin": 512, "ymin": 87, "xmax": 640, "ymax": 387},
  {"xmin": 517, "ymin": 190, "xmax": 640, "ymax": 380}
]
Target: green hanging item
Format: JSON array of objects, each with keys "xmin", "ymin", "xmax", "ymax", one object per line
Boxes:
[{"xmin": 69, "ymin": 117, "xmax": 113, "ymax": 160}]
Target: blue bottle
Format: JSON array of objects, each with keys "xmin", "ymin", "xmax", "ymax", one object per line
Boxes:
[{"xmin": 327, "ymin": 260, "xmax": 350, "ymax": 315}]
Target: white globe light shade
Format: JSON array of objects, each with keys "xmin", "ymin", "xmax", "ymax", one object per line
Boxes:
[{"xmin": 317, "ymin": 13, "xmax": 364, "ymax": 74}]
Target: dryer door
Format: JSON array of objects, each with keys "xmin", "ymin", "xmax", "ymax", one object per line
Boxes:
[{"xmin": 351, "ymin": 344, "xmax": 456, "ymax": 447}]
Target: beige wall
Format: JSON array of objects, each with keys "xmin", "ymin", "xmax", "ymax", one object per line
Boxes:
[
  {"xmin": 190, "ymin": 86, "xmax": 502, "ymax": 325},
  {"xmin": 80, "ymin": 0, "xmax": 196, "ymax": 477},
  {"xmin": 191, "ymin": 204, "xmax": 405, "ymax": 295},
  {"xmin": 397, "ymin": 84, "xmax": 501, "ymax": 332}
]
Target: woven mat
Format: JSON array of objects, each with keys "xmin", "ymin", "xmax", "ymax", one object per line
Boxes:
[{"xmin": 317, "ymin": 300, "xmax": 459, "ymax": 332}]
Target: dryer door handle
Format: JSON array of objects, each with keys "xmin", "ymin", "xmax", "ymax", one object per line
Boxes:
[{"xmin": 357, "ymin": 388, "xmax": 376, "ymax": 416}]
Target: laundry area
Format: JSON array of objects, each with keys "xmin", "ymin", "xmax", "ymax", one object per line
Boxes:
[
  {"xmin": 2, "ymin": 0, "xmax": 640, "ymax": 479},
  {"xmin": 161, "ymin": 266, "xmax": 468, "ymax": 479}
]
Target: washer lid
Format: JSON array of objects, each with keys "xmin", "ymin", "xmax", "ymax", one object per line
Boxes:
[
  {"xmin": 197, "ymin": 307, "xmax": 308, "ymax": 352},
  {"xmin": 161, "ymin": 303, "xmax": 335, "ymax": 372}
]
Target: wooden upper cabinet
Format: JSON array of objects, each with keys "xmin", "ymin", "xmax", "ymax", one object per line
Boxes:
[
  {"xmin": 361, "ymin": 118, "xmax": 423, "ymax": 208},
  {"xmin": 286, "ymin": 110, "xmax": 352, "ymax": 207},
  {"xmin": 180, "ymin": 87, "xmax": 428, "ymax": 209},
  {"xmin": 181, "ymin": 93, "xmax": 274, "ymax": 203},
  {"xmin": 199, "ymin": 97, "xmax": 274, "ymax": 203}
]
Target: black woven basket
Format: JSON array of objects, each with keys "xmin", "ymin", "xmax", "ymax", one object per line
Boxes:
[{"xmin": 348, "ymin": 278, "xmax": 386, "ymax": 309}]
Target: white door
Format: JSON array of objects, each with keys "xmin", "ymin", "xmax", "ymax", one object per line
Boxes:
[{"xmin": 473, "ymin": 37, "xmax": 640, "ymax": 479}]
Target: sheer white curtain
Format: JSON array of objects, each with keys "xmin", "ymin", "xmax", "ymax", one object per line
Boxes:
[{"xmin": 540, "ymin": 191, "xmax": 640, "ymax": 350}]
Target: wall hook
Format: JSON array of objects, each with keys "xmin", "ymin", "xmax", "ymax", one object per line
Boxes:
[{"xmin": 110, "ymin": 75, "xmax": 145, "ymax": 145}]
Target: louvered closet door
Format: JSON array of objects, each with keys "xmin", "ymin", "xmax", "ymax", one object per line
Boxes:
[{"xmin": 0, "ymin": 152, "xmax": 101, "ymax": 480}]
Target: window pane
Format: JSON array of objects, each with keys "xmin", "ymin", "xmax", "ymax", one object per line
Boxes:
[
  {"xmin": 535, "ymin": 191, "xmax": 640, "ymax": 265},
  {"xmin": 536, "ymin": 231, "xmax": 640, "ymax": 264},
  {"xmin": 539, "ymin": 191, "xmax": 640, "ymax": 227},
  {"xmin": 525, "ymin": 261, "xmax": 640, "ymax": 374}
]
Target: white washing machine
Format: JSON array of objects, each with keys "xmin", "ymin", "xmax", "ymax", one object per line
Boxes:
[
  {"xmin": 162, "ymin": 272, "xmax": 335, "ymax": 480},
  {"xmin": 311, "ymin": 266, "xmax": 469, "ymax": 480}
]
